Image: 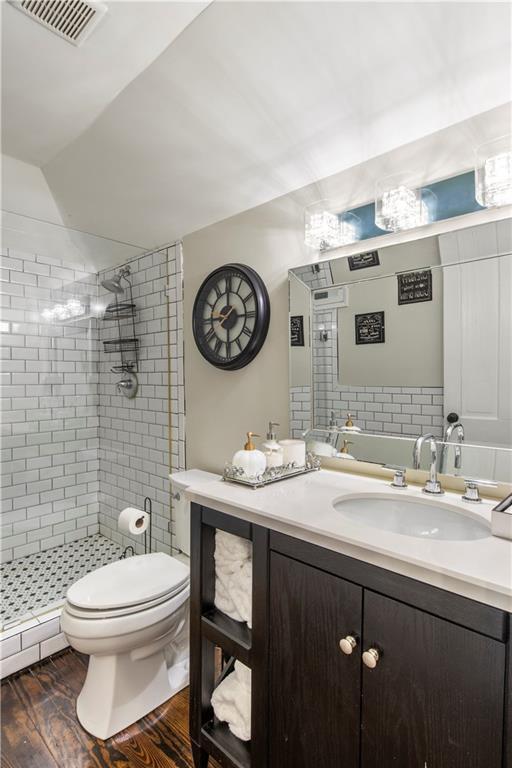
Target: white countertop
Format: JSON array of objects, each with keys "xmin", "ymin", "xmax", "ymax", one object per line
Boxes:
[{"xmin": 185, "ymin": 469, "xmax": 512, "ymax": 612}]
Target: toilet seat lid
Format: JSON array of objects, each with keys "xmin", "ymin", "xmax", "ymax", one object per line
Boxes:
[{"xmin": 66, "ymin": 552, "xmax": 190, "ymax": 611}]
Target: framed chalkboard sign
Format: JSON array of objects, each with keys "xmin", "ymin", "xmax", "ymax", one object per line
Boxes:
[
  {"xmin": 290, "ymin": 315, "xmax": 305, "ymax": 347},
  {"xmin": 398, "ymin": 269, "xmax": 432, "ymax": 305},
  {"xmin": 355, "ymin": 311, "xmax": 385, "ymax": 345},
  {"xmin": 348, "ymin": 250, "xmax": 380, "ymax": 271}
]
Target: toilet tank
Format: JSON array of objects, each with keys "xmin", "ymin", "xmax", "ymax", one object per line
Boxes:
[{"xmin": 170, "ymin": 470, "xmax": 220, "ymax": 557}]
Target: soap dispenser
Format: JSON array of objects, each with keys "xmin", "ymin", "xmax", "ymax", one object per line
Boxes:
[
  {"xmin": 340, "ymin": 439, "xmax": 355, "ymax": 458},
  {"xmin": 343, "ymin": 412, "xmax": 361, "ymax": 433},
  {"xmin": 262, "ymin": 422, "xmax": 284, "ymax": 469},
  {"xmin": 232, "ymin": 432, "xmax": 267, "ymax": 477}
]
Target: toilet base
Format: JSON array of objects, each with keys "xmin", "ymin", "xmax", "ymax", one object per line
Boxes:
[{"xmin": 76, "ymin": 650, "xmax": 189, "ymax": 740}]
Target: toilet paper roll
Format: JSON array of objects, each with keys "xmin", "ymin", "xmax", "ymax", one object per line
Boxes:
[{"xmin": 118, "ymin": 507, "xmax": 149, "ymax": 536}]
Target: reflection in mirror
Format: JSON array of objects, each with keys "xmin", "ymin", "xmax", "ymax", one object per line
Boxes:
[{"xmin": 289, "ymin": 219, "xmax": 512, "ymax": 483}]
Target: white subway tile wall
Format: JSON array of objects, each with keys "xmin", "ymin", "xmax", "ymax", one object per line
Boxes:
[
  {"xmin": 97, "ymin": 245, "xmax": 185, "ymax": 556},
  {"xmin": 311, "ymin": 307, "xmax": 444, "ymax": 437},
  {"xmin": 290, "ymin": 386, "xmax": 312, "ymax": 439},
  {"xmin": 1, "ymin": 249, "xmax": 100, "ymax": 564}
]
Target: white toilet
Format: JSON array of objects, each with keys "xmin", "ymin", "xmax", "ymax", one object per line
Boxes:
[{"xmin": 61, "ymin": 552, "xmax": 190, "ymax": 739}]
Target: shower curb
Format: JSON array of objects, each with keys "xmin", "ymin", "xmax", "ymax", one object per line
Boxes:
[{"xmin": 0, "ymin": 605, "xmax": 68, "ymax": 679}]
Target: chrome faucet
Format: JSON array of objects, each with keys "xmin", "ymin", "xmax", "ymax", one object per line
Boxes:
[
  {"xmin": 413, "ymin": 433, "xmax": 444, "ymax": 495},
  {"xmin": 441, "ymin": 421, "xmax": 465, "ymax": 472}
]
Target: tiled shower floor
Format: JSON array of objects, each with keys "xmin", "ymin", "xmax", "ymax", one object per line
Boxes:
[{"xmin": 1, "ymin": 534, "xmax": 123, "ymax": 627}]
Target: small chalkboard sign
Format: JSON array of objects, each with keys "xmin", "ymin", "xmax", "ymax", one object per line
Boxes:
[
  {"xmin": 290, "ymin": 315, "xmax": 305, "ymax": 347},
  {"xmin": 398, "ymin": 269, "xmax": 432, "ymax": 305},
  {"xmin": 348, "ymin": 250, "xmax": 380, "ymax": 271},
  {"xmin": 355, "ymin": 311, "xmax": 385, "ymax": 345}
]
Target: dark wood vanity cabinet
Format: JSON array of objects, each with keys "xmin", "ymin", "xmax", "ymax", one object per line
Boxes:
[
  {"xmin": 190, "ymin": 504, "xmax": 511, "ymax": 768},
  {"xmin": 361, "ymin": 591, "xmax": 506, "ymax": 768},
  {"xmin": 269, "ymin": 553, "xmax": 362, "ymax": 768},
  {"xmin": 269, "ymin": 552, "xmax": 506, "ymax": 768}
]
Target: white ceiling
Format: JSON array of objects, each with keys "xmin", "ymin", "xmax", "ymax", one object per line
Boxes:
[
  {"xmin": 1, "ymin": 1, "xmax": 208, "ymax": 165},
  {"xmin": 3, "ymin": 2, "xmax": 511, "ymax": 250}
]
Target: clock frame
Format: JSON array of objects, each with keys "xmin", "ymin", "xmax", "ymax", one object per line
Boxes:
[{"xmin": 192, "ymin": 263, "xmax": 270, "ymax": 370}]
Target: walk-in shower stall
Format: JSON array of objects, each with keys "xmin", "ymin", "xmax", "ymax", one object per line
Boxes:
[{"xmin": 1, "ymin": 212, "xmax": 185, "ymax": 674}]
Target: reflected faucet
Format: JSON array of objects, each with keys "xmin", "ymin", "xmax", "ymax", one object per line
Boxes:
[
  {"xmin": 413, "ymin": 433, "xmax": 444, "ymax": 495},
  {"xmin": 327, "ymin": 411, "xmax": 338, "ymax": 447}
]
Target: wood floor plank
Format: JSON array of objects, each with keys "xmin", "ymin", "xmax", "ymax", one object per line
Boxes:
[
  {"xmin": 2, "ymin": 652, "xmax": 222, "ymax": 768},
  {"xmin": 9, "ymin": 654, "xmax": 130, "ymax": 768},
  {"xmin": 0, "ymin": 678, "xmax": 59, "ymax": 768}
]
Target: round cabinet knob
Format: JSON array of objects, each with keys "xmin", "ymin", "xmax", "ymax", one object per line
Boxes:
[
  {"xmin": 339, "ymin": 635, "xmax": 358, "ymax": 655},
  {"xmin": 362, "ymin": 648, "xmax": 380, "ymax": 669}
]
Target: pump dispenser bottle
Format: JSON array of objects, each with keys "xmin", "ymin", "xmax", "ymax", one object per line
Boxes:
[
  {"xmin": 262, "ymin": 422, "xmax": 284, "ymax": 468},
  {"xmin": 232, "ymin": 432, "xmax": 267, "ymax": 477}
]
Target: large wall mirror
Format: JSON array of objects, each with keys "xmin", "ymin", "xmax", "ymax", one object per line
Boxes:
[{"xmin": 289, "ymin": 219, "xmax": 512, "ymax": 483}]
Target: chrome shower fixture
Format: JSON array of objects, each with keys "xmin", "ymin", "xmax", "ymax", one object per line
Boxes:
[{"xmin": 101, "ymin": 265, "xmax": 131, "ymax": 294}]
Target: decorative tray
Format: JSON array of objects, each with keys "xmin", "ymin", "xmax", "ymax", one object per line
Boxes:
[{"xmin": 223, "ymin": 453, "xmax": 321, "ymax": 489}]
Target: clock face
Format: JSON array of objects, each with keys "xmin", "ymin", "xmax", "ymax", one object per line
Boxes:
[{"xmin": 192, "ymin": 263, "xmax": 270, "ymax": 370}]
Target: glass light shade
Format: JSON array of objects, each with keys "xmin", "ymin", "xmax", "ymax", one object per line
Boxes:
[
  {"xmin": 338, "ymin": 212, "xmax": 360, "ymax": 245},
  {"xmin": 475, "ymin": 135, "xmax": 512, "ymax": 208},
  {"xmin": 375, "ymin": 175, "xmax": 429, "ymax": 232},
  {"xmin": 304, "ymin": 200, "xmax": 341, "ymax": 250}
]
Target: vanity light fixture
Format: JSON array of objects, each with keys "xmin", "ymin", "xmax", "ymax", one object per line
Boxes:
[
  {"xmin": 304, "ymin": 200, "xmax": 342, "ymax": 250},
  {"xmin": 338, "ymin": 212, "xmax": 360, "ymax": 246},
  {"xmin": 475, "ymin": 135, "xmax": 512, "ymax": 208},
  {"xmin": 375, "ymin": 174, "xmax": 429, "ymax": 232}
]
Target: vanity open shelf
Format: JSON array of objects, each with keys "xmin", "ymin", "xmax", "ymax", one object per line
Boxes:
[
  {"xmin": 201, "ymin": 720, "xmax": 251, "ymax": 768},
  {"xmin": 190, "ymin": 506, "xmax": 269, "ymax": 768},
  {"xmin": 201, "ymin": 608, "xmax": 252, "ymax": 667}
]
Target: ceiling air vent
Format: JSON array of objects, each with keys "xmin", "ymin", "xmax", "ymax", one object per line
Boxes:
[{"xmin": 9, "ymin": 0, "xmax": 108, "ymax": 46}]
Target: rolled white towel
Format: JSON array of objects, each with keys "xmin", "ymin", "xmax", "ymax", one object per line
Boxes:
[
  {"xmin": 234, "ymin": 660, "xmax": 251, "ymax": 691},
  {"xmin": 229, "ymin": 560, "xmax": 252, "ymax": 628},
  {"xmin": 211, "ymin": 662, "xmax": 251, "ymax": 742},
  {"xmin": 215, "ymin": 562, "xmax": 244, "ymax": 621},
  {"xmin": 214, "ymin": 531, "xmax": 252, "ymax": 563},
  {"xmin": 214, "ymin": 579, "xmax": 244, "ymax": 623},
  {"xmin": 214, "ymin": 530, "xmax": 253, "ymax": 627}
]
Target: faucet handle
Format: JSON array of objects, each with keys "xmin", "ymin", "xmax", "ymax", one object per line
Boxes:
[
  {"xmin": 384, "ymin": 465, "xmax": 408, "ymax": 489},
  {"xmin": 462, "ymin": 477, "xmax": 498, "ymax": 503}
]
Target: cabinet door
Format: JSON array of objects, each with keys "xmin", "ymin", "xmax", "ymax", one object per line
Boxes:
[
  {"xmin": 269, "ymin": 552, "xmax": 362, "ymax": 768},
  {"xmin": 361, "ymin": 591, "xmax": 506, "ymax": 768}
]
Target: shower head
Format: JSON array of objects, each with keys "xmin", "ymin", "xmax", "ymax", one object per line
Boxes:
[
  {"xmin": 101, "ymin": 276, "xmax": 123, "ymax": 294},
  {"xmin": 101, "ymin": 266, "xmax": 131, "ymax": 294}
]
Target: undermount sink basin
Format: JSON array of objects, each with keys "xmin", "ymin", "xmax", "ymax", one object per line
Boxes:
[{"xmin": 332, "ymin": 495, "xmax": 490, "ymax": 541}]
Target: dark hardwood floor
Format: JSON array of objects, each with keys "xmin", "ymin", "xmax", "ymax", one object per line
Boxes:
[{"xmin": 1, "ymin": 650, "xmax": 221, "ymax": 768}]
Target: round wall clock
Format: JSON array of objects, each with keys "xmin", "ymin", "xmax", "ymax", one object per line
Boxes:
[{"xmin": 192, "ymin": 263, "xmax": 270, "ymax": 370}]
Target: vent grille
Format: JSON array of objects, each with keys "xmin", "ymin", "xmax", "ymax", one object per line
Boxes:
[{"xmin": 9, "ymin": 0, "xmax": 107, "ymax": 46}]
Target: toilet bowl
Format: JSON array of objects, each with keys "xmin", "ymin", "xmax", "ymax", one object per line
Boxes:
[{"xmin": 61, "ymin": 552, "xmax": 190, "ymax": 740}]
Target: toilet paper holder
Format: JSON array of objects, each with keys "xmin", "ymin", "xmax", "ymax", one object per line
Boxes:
[{"xmin": 118, "ymin": 497, "xmax": 153, "ymax": 557}]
